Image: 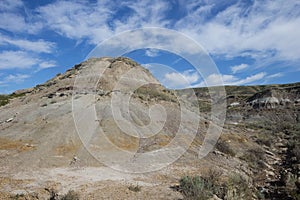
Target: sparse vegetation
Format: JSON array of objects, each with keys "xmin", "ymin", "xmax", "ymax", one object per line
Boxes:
[
  {"xmin": 178, "ymin": 176, "xmax": 214, "ymax": 200},
  {"xmin": 226, "ymin": 173, "xmax": 252, "ymax": 200},
  {"xmin": 134, "ymin": 85, "xmax": 176, "ymax": 102},
  {"xmin": 10, "ymin": 193, "xmax": 25, "ymax": 200},
  {"xmin": 216, "ymin": 139, "xmax": 236, "ymax": 157},
  {"xmin": 0, "ymin": 92, "xmax": 26, "ymax": 107},
  {"xmin": 113, "ymin": 57, "xmax": 139, "ymax": 67},
  {"xmin": 46, "ymin": 188, "xmax": 79, "ymax": 200},
  {"xmin": 177, "ymin": 171, "xmax": 254, "ymax": 200},
  {"xmin": 61, "ymin": 190, "xmax": 80, "ymax": 200},
  {"xmin": 197, "ymin": 100, "xmax": 211, "ymax": 112},
  {"xmin": 240, "ymin": 148, "xmax": 265, "ymax": 169},
  {"xmin": 128, "ymin": 184, "xmax": 141, "ymax": 192},
  {"xmin": 0, "ymin": 95, "xmax": 10, "ymax": 106},
  {"xmin": 255, "ymin": 133, "xmax": 272, "ymax": 147},
  {"xmin": 178, "ymin": 174, "xmax": 225, "ymax": 200}
]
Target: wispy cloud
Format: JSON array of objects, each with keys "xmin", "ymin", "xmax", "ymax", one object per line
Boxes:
[
  {"xmin": 36, "ymin": 0, "xmax": 172, "ymax": 44},
  {"xmin": 0, "ymin": 51, "xmax": 38, "ymax": 69},
  {"xmin": 38, "ymin": 61, "xmax": 56, "ymax": 69},
  {"xmin": 3, "ymin": 74, "xmax": 30, "ymax": 83},
  {"xmin": 176, "ymin": 0, "xmax": 300, "ymax": 66},
  {"xmin": 266, "ymin": 73, "xmax": 283, "ymax": 79},
  {"xmin": 231, "ymin": 64, "xmax": 248, "ymax": 74},
  {"xmin": 145, "ymin": 49, "xmax": 160, "ymax": 57},
  {"xmin": 0, "ymin": 0, "xmax": 41, "ymax": 33},
  {"xmin": 0, "ymin": 73, "xmax": 30, "ymax": 86},
  {"xmin": 162, "ymin": 69, "xmax": 200, "ymax": 89},
  {"xmin": 0, "ymin": 34, "xmax": 55, "ymax": 53},
  {"xmin": 0, "ymin": 51, "xmax": 56, "ymax": 70},
  {"xmin": 0, "ymin": 12, "xmax": 26, "ymax": 32},
  {"xmin": 36, "ymin": 1, "xmax": 114, "ymax": 44},
  {"xmin": 195, "ymin": 72, "xmax": 267, "ymax": 87}
]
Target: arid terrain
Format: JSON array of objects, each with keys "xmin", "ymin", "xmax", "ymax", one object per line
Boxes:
[{"xmin": 0, "ymin": 57, "xmax": 299, "ymax": 199}]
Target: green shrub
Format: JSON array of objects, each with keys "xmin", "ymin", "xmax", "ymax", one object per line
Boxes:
[
  {"xmin": 179, "ymin": 176, "xmax": 213, "ymax": 200},
  {"xmin": 0, "ymin": 95, "xmax": 10, "ymax": 107},
  {"xmin": 178, "ymin": 175, "xmax": 226, "ymax": 200},
  {"xmin": 0, "ymin": 92, "xmax": 26, "ymax": 107}
]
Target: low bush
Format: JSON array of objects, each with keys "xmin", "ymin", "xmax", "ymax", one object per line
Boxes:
[
  {"xmin": 226, "ymin": 173, "xmax": 252, "ymax": 200},
  {"xmin": 0, "ymin": 95, "xmax": 10, "ymax": 107},
  {"xmin": 178, "ymin": 175, "xmax": 225, "ymax": 200},
  {"xmin": 128, "ymin": 184, "xmax": 141, "ymax": 192},
  {"xmin": 241, "ymin": 148, "xmax": 265, "ymax": 169},
  {"xmin": 179, "ymin": 176, "xmax": 213, "ymax": 200},
  {"xmin": 216, "ymin": 140, "xmax": 236, "ymax": 157}
]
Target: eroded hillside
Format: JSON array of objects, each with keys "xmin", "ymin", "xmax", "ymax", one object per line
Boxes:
[{"xmin": 0, "ymin": 57, "xmax": 299, "ymax": 199}]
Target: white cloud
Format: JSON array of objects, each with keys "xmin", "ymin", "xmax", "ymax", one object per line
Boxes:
[
  {"xmin": 123, "ymin": 0, "xmax": 170, "ymax": 27},
  {"xmin": 36, "ymin": 0, "xmax": 172, "ymax": 45},
  {"xmin": 0, "ymin": 12, "xmax": 27, "ymax": 32},
  {"xmin": 0, "ymin": 74, "xmax": 30, "ymax": 88},
  {"xmin": 163, "ymin": 70, "xmax": 200, "ymax": 89},
  {"xmin": 38, "ymin": 61, "xmax": 56, "ymax": 69},
  {"xmin": 231, "ymin": 64, "xmax": 248, "ymax": 74},
  {"xmin": 267, "ymin": 73, "xmax": 283, "ymax": 79},
  {"xmin": 0, "ymin": 51, "xmax": 38, "ymax": 69},
  {"xmin": 0, "ymin": 34, "xmax": 55, "ymax": 53},
  {"xmin": 145, "ymin": 49, "xmax": 159, "ymax": 57},
  {"xmin": 3, "ymin": 74, "xmax": 30, "ymax": 83},
  {"xmin": 234, "ymin": 72, "xmax": 267, "ymax": 85},
  {"xmin": 2, "ymin": 0, "xmax": 299, "ymax": 67},
  {"xmin": 0, "ymin": 51, "xmax": 56, "ymax": 70},
  {"xmin": 36, "ymin": 1, "xmax": 114, "ymax": 44},
  {"xmin": 175, "ymin": 0, "xmax": 300, "ymax": 66},
  {"xmin": 195, "ymin": 72, "xmax": 266, "ymax": 87},
  {"xmin": 0, "ymin": 0, "xmax": 42, "ymax": 34}
]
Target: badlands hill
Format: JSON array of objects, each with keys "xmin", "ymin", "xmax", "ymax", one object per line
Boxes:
[{"xmin": 0, "ymin": 57, "xmax": 299, "ymax": 199}]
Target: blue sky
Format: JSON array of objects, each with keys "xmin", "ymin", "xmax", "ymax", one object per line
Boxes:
[{"xmin": 0, "ymin": 0, "xmax": 300, "ymax": 93}]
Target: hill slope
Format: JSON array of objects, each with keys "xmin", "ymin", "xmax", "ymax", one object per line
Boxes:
[{"xmin": 0, "ymin": 57, "xmax": 299, "ymax": 199}]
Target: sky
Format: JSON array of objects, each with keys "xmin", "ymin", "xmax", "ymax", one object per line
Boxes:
[{"xmin": 0, "ymin": 0, "xmax": 300, "ymax": 93}]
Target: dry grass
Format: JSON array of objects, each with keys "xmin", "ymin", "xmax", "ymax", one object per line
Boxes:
[
  {"xmin": 55, "ymin": 143, "xmax": 79, "ymax": 156},
  {"xmin": 0, "ymin": 138, "xmax": 35, "ymax": 152},
  {"xmin": 106, "ymin": 133, "xmax": 139, "ymax": 151}
]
